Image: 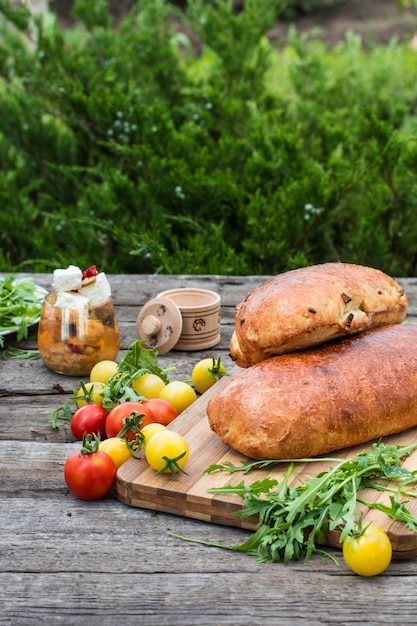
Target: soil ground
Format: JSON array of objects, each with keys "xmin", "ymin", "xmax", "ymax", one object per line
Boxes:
[
  {"xmin": 55, "ymin": 0, "xmax": 417, "ymax": 47},
  {"xmin": 270, "ymin": 0, "xmax": 417, "ymax": 47}
]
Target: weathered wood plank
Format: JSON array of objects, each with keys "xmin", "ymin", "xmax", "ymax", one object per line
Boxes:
[
  {"xmin": 1, "ymin": 491, "xmax": 339, "ymax": 573},
  {"xmin": 0, "ymin": 396, "xmax": 72, "ymax": 442},
  {"xmin": 0, "ymin": 341, "xmax": 235, "ymax": 394},
  {"xmin": 3, "ymin": 570, "xmax": 412, "ymax": 626},
  {"xmin": 2, "ymin": 492, "xmax": 416, "ymax": 624},
  {"xmin": 21, "ymin": 271, "xmax": 417, "ymax": 308},
  {"xmin": 3, "ymin": 568, "xmax": 417, "ymax": 626}
]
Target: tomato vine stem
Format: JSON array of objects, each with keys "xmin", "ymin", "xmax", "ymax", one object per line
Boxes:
[{"xmin": 156, "ymin": 451, "xmax": 188, "ymax": 481}]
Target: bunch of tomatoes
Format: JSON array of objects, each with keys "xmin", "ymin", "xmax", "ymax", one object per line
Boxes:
[
  {"xmin": 57, "ymin": 343, "xmax": 395, "ymax": 578},
  {"xmin": 58, "ymin": 343, "xmax": 227, "ymax": 502}
]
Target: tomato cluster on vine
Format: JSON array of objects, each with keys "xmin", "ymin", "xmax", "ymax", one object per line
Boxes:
[{"xmin": 58, "ymin": 343, "xmax": 228, "ymax": 501}]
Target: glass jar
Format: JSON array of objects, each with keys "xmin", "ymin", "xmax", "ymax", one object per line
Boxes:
[{"xmin": 37, "ymin": 292, "xmax": 120, "ymax": 376}]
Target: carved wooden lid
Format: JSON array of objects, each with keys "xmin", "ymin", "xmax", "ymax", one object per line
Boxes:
[{"xmin": 136, "ymin": 297, "xmax": 182, "ymax": 354}]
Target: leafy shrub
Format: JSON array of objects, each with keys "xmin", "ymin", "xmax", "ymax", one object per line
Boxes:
[{"xmin": 0, "ymin": 0, "xmax": 417, "ymax": 276}]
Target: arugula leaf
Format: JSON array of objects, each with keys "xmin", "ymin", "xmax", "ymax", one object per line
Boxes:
[
  {"xmin": 359, "ymin": 494, "xmax": 417, "ymax": 533},
  {"xmin": 48, "ymin": 402, "xmax": 74, "ymax": 430},
  {"xmin": 117, "ymin": 340, "xmax": 172, "ymax": 383},
  {"xmin": 100, "ymin": 340, "xmax": 174, "ymax": 411},
  {"xmin": 0, "ymin": 274, "xmax": 45, "ymax": 347},
  {"xmin": 1, "ymin": 346, "xmax": 40, "ymax": 359},
  {"xmin": 171, "ymin": 440, "xmax": 417, "ymax": 564}
]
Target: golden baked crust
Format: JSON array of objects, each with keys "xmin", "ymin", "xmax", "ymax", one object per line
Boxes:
[
  {"xmin": 230, "ymin": 263, "xmax": 407, "ymax": 368},
  {"xmin": 209, "ymin": 324, "xmax": 417, "ymax": 460}
]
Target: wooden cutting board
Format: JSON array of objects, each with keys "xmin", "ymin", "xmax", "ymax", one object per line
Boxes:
[{"xmin": 116, "ymin": 370, "xmax": 417, "ymax": 560}]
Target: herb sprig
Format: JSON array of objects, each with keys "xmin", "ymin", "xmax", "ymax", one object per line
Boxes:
[
  {"xmin": 170, "ymin": 441, "xmax": 417, "ymax": 563},
  {"xmin": 0, "ymin": 274, "xmax": 45, "ymax": 347},
  {"xmin": 1, "ymin": 346, "xmax": 40, "ymax": 359}
]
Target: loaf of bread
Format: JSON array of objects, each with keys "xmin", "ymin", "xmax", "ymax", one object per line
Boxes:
[
  {"xmin": 208, "ymin": 324, "xmax": 417, "ymax": 460},
  {"xmin": 230, "ymin": 263, "xmax": 407, "ymax": 368}
]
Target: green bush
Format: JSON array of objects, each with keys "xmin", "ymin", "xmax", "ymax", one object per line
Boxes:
[{"xmin": 1, "ymin": 0, "xmax": 417, "ymax": 276}]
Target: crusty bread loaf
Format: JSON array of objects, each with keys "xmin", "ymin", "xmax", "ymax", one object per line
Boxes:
[
  {"xmin": 230, "ymin": 263, "xmax": 407, "ymax": 368},
  {"xmin": 209, "ymin": 324, "xmax": 417, "ymax": 460}
]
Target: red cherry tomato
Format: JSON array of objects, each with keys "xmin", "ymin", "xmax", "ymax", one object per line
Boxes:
[
  {"xmin": 70, "ymin": 403, "xmax": 109, "ymax": 441},
  {"xmin": 64, "ymin": 435, "xmax": 116, "ymax": 500},
  {"xmin": 105, "ymin": 401, "xmax": 156, "ymax": 440},
  {"xmin": 143, "ymin": 398, "xmax": 178, "ymax": 426}
]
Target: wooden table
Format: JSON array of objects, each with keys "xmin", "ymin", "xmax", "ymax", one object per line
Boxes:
[{"xmin": 2, "ymin": 273, "xmax": 417, "ymax": 626}]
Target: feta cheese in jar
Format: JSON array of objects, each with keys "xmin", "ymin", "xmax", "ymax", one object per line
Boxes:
[{"xmin": 37, "ymin": 267, "xmax": 120, "ymax": 376}]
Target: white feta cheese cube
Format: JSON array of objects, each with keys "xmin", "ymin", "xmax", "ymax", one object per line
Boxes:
[
  {"xmin": 52, "ymin": 265, "xmax": 82, "ymax": 292},
  {"xmin": 54, "ymin": 291, "xmax": 89, "ymax": 309},
  {"xmin": 78, "ymin": 272, "xmax": 111, "ymax": 307}
]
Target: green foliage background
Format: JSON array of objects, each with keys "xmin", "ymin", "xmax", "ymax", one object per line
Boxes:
[{"xmin": 1, "ymin": 0, "xmax": 417, "ymax": 276}]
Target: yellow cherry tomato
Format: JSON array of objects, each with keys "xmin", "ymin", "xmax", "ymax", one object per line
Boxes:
[
  {"xmin": 343, "ymin": 523, "xmax": 392, "ymax": 577},
  {"xmin": 75, "ymin": 381, "xmax": 105, "ymax": 407},
  {"xmin": 89, "ymin": 360, "xmax": 119, "ymax": 385},
  {"xmin": 99, "ymin": 437, "xmax": 132, "ymax": 469},
  {"xmin": 159, "ymin": 381, "xmax": 197, "ymax": 414},
  {"xmin": 132, "ymin": 373, "xmax": 166, "ymax": 398},
  {"xmin": 145, "ymin": 430, "xmax": 189, "ymax": 478},
  {"xmin": 191, "ymin": 357, "xmax": 227, "ymax": 394},
  {"xmin": 141, "ymin": 423, "xmax": 167, "ymax": 449}
]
